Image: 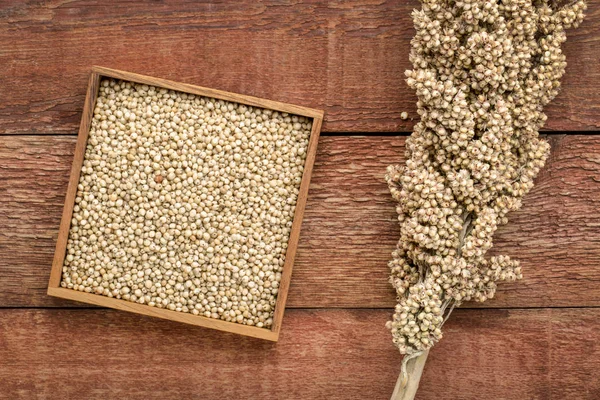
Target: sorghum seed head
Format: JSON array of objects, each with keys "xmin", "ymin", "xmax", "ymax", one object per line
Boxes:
[{"xmin": 386, "ymin": 0, "xmax": 586, "ymax": 355}]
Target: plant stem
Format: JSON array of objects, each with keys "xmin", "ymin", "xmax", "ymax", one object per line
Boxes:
[{"xmin": 390, "ymin": 349, "xmax": 430, "ymax": 400}]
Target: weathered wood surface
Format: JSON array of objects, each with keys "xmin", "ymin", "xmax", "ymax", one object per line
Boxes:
[
  {"xmin": 0, "ymin": 0, "xmax": 598, "ymax": 134},
  {"xmin": 0, "ymin": 308, "xmax": 598, "ymax": 399},
  {"xmin": 2, "ymin": 135, "xmax": 599, "ymax": 308}
]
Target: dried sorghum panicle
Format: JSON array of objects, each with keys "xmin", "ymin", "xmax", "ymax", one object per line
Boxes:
[{"xmin": 386, "ymin": 0, "xmax": 586, "ymax": 355}]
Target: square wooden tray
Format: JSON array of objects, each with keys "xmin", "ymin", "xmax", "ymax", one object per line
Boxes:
[{"xmin": 48, "ymin": 66, "xmax": 323, "ymax": 341}]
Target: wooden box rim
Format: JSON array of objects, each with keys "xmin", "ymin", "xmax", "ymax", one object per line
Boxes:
[{"xmin": 48, "ymin": 66, "xmax": 323, "ymax": 341}]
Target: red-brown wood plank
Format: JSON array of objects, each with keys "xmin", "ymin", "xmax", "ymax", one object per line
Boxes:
[
  {"xmin": 0, "ymin": 308, "xmax": 598, "ymax": 399},
  {"xmin": 1, "ymin": 135, "xmax": 599, "ymax": 308},
  {"xmin": 0, "ymin": 0, "xmax": 598, "ymax": 134}
]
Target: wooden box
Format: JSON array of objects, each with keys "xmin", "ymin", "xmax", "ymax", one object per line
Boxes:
[{"xmin": 48, "ymin": 66, "xmax": 323, "ymax": 341}]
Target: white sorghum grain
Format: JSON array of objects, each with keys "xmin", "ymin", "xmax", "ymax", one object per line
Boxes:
[
  {"xmin": 386, "ymin": 0, "xmax": 586, "ymax": 355},
  {"xmin": 61, "ymin": 79, "xmax": 312, "ymax": 329}
]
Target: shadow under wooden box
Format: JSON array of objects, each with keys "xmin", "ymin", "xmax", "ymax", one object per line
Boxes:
[{"xmin": 48, "ymin": 66, "xmax": 323, "ymax": 341}]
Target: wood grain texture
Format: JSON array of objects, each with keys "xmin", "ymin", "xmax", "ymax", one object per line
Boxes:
[
  {"xmin": 273, "ymin": 112, "xmax": 323, "ymax": 332},
  {"xmin": 48, "ymin": 71, "xmax": 99, "ymax": 288},
  {"xmin": 0, "ymin": 308, "xmax": 598, "ymax": 399},
  {"xmin": 91, "ymin": 66, "xmax": 324, "ymax": 119},
  {"xmin": 47, "ymin": 287, "xmax": 279, "ymax": 341},
  {"xmin": 0, "ymin": 0, "xmax": 598, "ymax": 134},
  {"xmin": 1, "ymin": 135, "xmax": 599, "ymax": 309}
]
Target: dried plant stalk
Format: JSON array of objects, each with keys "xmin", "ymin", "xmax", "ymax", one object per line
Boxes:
[
  {"xmin": 391, "ymin": 350, "xmax": 429, "ymax": 400},
  {"xmin": 385, "ymin": 0, "xmax": 586, "ymax": 398}
]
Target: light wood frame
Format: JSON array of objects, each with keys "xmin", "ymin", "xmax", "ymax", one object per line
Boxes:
[{"xmin": 48, "ymin": 66, "xmax": 323, "ymax": 341}]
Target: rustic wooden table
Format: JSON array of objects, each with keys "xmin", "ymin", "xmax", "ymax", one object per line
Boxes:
[{"xmin": 1, "ymin": 1, "xmax": 599, "ymax": 399}]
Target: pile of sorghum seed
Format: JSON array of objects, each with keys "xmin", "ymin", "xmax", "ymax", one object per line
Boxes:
[
  {"xmin": 386, "ymin": 0, "xmax": 586, "ymax": 355},
  {"xmin": 61, "ymin": 79, "xmax": 312, "ymax": 329}
]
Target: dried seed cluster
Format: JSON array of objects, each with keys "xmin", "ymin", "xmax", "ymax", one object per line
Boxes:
[
  {"xmin": 62, "ymin": 79, "xmax": 312, "ymax": 329},
  {"xmin": 386, "ymin": 0, "xmax": 585, "ymax": 354}
]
